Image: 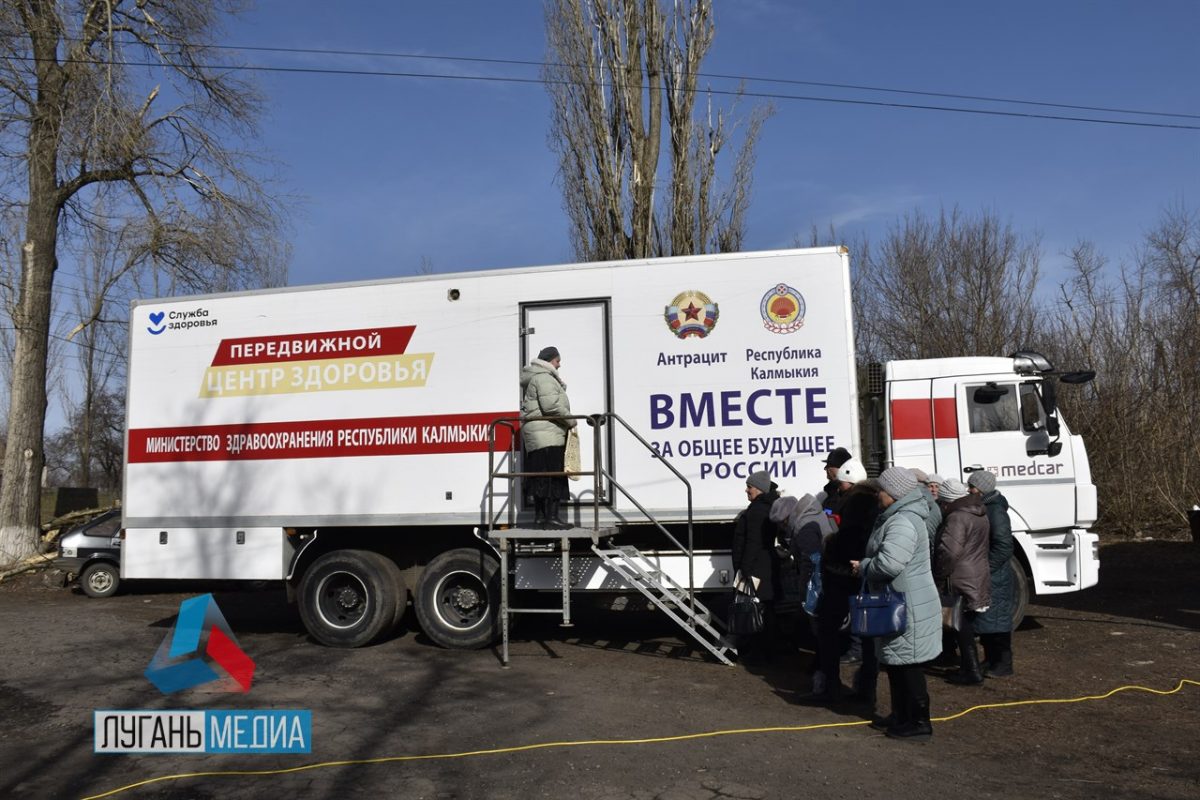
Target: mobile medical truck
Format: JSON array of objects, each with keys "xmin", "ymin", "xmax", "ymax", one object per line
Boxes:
[{"xmin": 123, "ymin": 247, "xmax": 1098, "ymax": 658}]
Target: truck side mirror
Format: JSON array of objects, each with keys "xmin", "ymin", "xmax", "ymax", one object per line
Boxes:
[{"xmin": 1026, "ymin": 430, "xmax": 1050, "ymax": 457}]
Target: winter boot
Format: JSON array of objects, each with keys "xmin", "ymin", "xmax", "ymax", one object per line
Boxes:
[
  {"xmin": 871, "ymin": 669, "xmax": 905, "ymax": 731},
  {"xmin": 886, "ymin": 698, "xmax": 933, "ymax": 741},
  {"xmin": 545, "ymin": 498, "xmax": 570, "ymax": 530},
  {"xmin": 947, "ymin": 641, "xmax": 985, "ymax": 685},
  {"xmin": 983, "ymin": 633, "xmax": 1014, "ymax": 677}
]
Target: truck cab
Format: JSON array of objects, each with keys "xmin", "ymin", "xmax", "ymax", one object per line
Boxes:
[{"xmin": 866, "ymin": 351, "xmax": 1100, "ymax": 620}]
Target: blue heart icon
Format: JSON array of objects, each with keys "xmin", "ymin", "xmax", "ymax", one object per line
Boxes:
[{"xmin": 149, "ymin": 311, "xmax": 165, "ymax": 325}]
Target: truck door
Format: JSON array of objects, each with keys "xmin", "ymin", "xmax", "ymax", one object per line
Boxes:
[
  {"xmin": 954, "ymin": 379, "xmax": 1077, "ymax": 530},
  {"xmin": 521, "ymin": 301, "xmax": 613, "ymax": 506}
]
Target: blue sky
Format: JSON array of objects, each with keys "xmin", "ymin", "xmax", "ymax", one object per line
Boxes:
[{"xmin": 227, "ymin": 1, "xmax": 1198, "ymax": 288}]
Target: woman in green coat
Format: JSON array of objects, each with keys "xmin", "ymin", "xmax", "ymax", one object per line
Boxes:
[
  {"xmin": 853, "ymin": 467, "xmax": 941, "ymax": 740},
  {"xmin": 520, "ymin": 347, "xmax": 576, "ymax": 529}
]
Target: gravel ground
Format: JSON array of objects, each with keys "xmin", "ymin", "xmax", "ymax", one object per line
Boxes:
[{"xmin": 0, "ymin": 537, "xmax": 1197, "ymax": 800}]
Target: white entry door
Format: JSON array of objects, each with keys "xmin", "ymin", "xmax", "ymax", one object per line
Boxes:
[{"xmin": 522, "ymin": 301, "xmax": 612, "ymax": 505}]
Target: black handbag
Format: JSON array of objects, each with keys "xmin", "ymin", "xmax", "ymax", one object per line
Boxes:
[
  {"xmin": 727, "ymin": 589, "xmax": 764, "ymax": 636},
  {"xmin": 848, "ymin": 578, "xmax": 907, "ymax": 637}
]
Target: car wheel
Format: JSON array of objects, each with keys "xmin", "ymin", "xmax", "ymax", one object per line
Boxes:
[
  {"xmin": 414, "ymin": 548, "xmax": 501, "ymax": 649},
  {"xmin": 298, "ymin": 550, "xmax": 401, "ymax": 648},
  {"xmin": 80, "ymin": 561, "xmax": 120, "ymax": 598}
]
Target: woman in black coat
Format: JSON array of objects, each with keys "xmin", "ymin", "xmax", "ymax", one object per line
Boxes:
[
  {"xmin": 731, "ymin": 470, "xmax": 780, "ymax": 660},
  {"xmin": 816, "ymin": 483, "xmax": 880, "ymax": 702}
]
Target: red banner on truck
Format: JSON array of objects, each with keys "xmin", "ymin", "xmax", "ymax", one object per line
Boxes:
[{"xmin": 128, "ymin": 412, "xmax": 518, "ymax": 463}]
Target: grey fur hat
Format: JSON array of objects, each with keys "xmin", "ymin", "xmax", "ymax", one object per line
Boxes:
[
  {"xmin": 877, "ymin": 466, "xmax": 919, "ymax": 500},
  {"xmin": 968, "ymin": 470, "xmax": 997, "ymax": 494}
]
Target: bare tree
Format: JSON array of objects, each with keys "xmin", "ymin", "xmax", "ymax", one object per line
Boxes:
[
  {"xmin": 854, "ymin": 208, "xmax": 1042, "ymax": 364},
  {"xmin": 1050, "ymin": 203, "xmax": 1200, "ymax": 534},
  {"xmin": 0, "ymin": 1, "xmax": 288, "ymax": 564},
  {"xmin": 544, "ymin": 0, "xmax": 770, "ymax": 261}
]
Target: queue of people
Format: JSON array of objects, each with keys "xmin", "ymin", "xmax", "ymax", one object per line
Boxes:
[
  {"xmin": 731, "ymin": 450, "xmax": 1017, "ymax": 742},
  {"xmin": 519, "ymin": 350, "xmax": 1017, "ymax": 741}
]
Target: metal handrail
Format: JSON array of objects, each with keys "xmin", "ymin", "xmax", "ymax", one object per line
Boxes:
[
  {"xmin": 485, "ymin": 411, "xmax": 697, "ymax": 621},
  {"xmin": 487, "ymin": 415, "xmax": 604, "ymax": 534},
  {"xmin": 605, "ymin": 413, "xmax": 695, "ymax": 617}
]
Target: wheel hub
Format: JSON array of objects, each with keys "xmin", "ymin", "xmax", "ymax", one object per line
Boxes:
[
  {"xmin": 452, "ymin": 587, "xmax": 480, "ymax": 610},
  {"xmin": 336, "ymin": 586, "xmax": 362, "ymax": 610}
]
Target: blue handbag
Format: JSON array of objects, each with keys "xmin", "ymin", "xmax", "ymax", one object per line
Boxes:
[
  {"xmin": 802, "ymin": 552, "xmax": 822, "ymax": 617},
  {"xmin": 848, "ymin": 578, "xmax": 907, "ymax": 636}
]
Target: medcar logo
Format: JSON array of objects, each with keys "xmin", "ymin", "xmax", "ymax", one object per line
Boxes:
[{"xmin": 145, "ymin": 594, "xmax": 255, "ymax": 694}]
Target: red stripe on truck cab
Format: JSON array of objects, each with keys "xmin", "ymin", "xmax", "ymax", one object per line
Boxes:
[{"xmin": 891, "ymin": 398, "xmax": 958, "ymax": 440}]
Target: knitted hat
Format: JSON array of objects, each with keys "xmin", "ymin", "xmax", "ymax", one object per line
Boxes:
[
  {"xmin": 877, "ymin": 466, "xmax": 919, "ymax": 500},
  {"xmin": 837, "ymin": 457, "xmax": 868, "ymax": 484},
  {"xmin": 926, "ymin": 473, "xmax": 945, "ymax": 486},
  {"xmin": 968, "ymin": 470, "xmax": 997, "ymax": 494},
  {"xmin": 747, "ymin": 470, "xmax": 771, "ymax": 493},
  {"xmin": 910, "ymin": 467, "xmax": 929, "ymax": 483},
  {"xmin": 938, "ymin": 478, "xmax": 969, "ymax": 501},
  {"xmin": 823, "ymin": 447, "xmax": 852, "ymax": 468},
  {"xmin": 537, "ymin": 346, "xmax": 560, "ymax": 362}
]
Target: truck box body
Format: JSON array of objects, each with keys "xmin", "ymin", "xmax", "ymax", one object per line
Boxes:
[
  {"xmin": 121, "ymin": 246, "xmax": 1097, "ymax": 648},
  {"xmin": 124, "ymin": 248, "xmax": 856, "ymax": 573}
]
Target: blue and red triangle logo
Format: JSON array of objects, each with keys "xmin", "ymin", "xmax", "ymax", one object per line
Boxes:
[{"xmin": 144, "ymin": 594, "xmax": 255, "ymax": 694}]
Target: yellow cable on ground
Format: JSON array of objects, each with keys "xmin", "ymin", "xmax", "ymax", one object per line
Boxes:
[{"xmin": 80, "ymin": 678, "xmax": 1200, "ymax": 800}]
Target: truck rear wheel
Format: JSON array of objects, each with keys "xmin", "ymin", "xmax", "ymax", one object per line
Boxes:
[
  {"xmin": 414, "ymin": 548, "xmax": 501, "ymax": 649},
  {"xmin": 299, "ymin": 550, "xmax": 402, "ymax": 647},
  {"xmin": 1011, "ymin": 557, "xmax": 1030, "ymax": 630}
]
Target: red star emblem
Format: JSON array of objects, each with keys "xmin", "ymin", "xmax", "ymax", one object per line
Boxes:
[{"xmin": 682, "ymin": 302, "xmax": 702, "ymax": 320}]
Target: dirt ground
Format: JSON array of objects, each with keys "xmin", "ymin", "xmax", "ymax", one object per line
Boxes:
[{"xmin": 0, "ymin": 537, "xmax": 1197, "ymax": 800}]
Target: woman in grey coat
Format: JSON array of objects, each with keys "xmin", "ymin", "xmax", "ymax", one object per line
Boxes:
[
  {"xmin": 853, "ymin": 467, "xmax": 940, "ymax": 740},
  {"xmin": 519, "ymin": 347, "xmax": 576, "ymax": 529}
]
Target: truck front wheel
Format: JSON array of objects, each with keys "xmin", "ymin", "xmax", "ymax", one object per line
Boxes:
[
  {"xmin": 299, "ymin": 550, "xmax": 402, "ymax": 647},
  {"xmin": 1011, "ymin": 557, "xmax": 1030, "ymax": 630},
  {"xmin": 414, "ymin": 548, "xmax": 501, "ymax": 649}
]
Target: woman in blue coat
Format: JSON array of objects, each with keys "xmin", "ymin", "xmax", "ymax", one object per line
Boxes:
[{"xmin": 853, "ymin": 467, "xmax": 941, "ymax": 740}]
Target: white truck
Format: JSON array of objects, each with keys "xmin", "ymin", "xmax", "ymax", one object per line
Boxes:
[{"xmin": 122, "ymin": 247, "xmax": 1099, "ymax": 655}]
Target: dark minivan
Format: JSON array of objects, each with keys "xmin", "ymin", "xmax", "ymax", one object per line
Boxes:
[{"xmin": 57, "ymin": 509, "xmax": 122, "ymax": 598}]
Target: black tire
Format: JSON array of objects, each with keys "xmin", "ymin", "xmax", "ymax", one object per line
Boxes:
[
  {"xmin": 1011, "ymin": 557, "xmax": 1030, "ymax": 630},
  {"xmin": 79, "ymin": 561, "xmax": 120, "ymax": 598},
  {"xmin": 383, "ymin": 558, "xmax": 410, "ymax": 634},
  {"xmin": 414, "ymin": 547, "xmax": 501, "ymax": 649},
  {"xmin": 298, "ymin": 550, "xmax": 401, "ymax": 647}
]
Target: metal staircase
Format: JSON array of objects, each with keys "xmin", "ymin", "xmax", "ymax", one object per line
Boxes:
[
  {"xmin": 592, "ymin": 543, "xmax": 734, "ymax": 664},
  {"xmin": 485, "ymin": 413, "xmax": 734, "ymax": 667}
]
